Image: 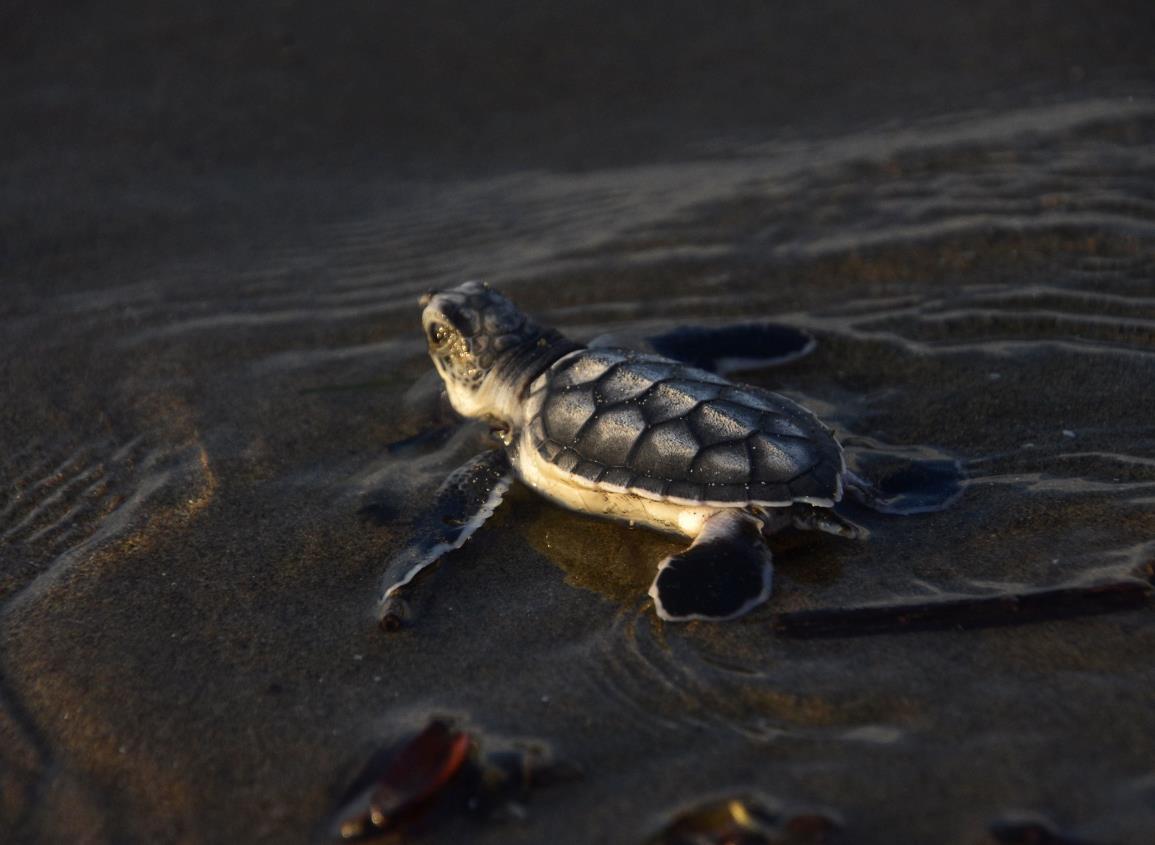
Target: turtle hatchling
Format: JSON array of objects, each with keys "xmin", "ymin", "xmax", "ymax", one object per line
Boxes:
[{"xmin": 377, "ymin": 281, "xmax": 873, "ymax": 628}]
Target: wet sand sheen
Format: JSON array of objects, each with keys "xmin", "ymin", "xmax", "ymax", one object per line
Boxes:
[{"xmin": 4, "ymin": 4, "xmax": 1155, "ymax": 842}]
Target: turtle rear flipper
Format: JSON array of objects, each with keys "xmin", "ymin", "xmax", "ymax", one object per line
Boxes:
[
  {"xmin": 790, "ymin": 503, "xmax": 865, "ymax": 540},
  {"xmin": 843, "ymin": 460, "xmax": 963, "ymax": 515},
  {"xmin": 377, "ymin": 449, "xmax": 512, "ymax": 630},
  {"xmin": 648, "ymin": 511, "xmax": 773, "ymax": 622}
]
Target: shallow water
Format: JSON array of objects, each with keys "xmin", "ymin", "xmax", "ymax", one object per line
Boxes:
[{"xmin": 4, "ymin": 16, "xmax": 1155, "ymax": 842}]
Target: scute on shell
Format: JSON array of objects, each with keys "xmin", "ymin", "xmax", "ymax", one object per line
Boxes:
[
  {"xmin": 551, "ymin": 349, "xmax": 622, "ymax": 389},
  {"xmin": 530, "ymin": 349, "xmax": 842, "ymax": 506},
  {"xmin": 542, "ymin": 389, "xmax": 597, "ymax": 443}
]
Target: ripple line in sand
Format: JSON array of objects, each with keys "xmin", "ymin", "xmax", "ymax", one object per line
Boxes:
[
  {"xmin": 928, "ymin": 285, "xmax": 1155, "ymax": 320},
  {"xmin": 575, "ymin": 605, "xmax": 701, "ymax": 740},
  {"xmin": 578, "ymin": 602, "xmax": 881, "ymax": 746},
  {"xmin": 976, "ymin": 474, "xmax": 1155, "ymax": 497},
  {"xmin": 857, "ymin": 307, "xmax": 1155, "ymax": 354},
  {"xmin": 0, "ymin": 440, "xmax": 215, "ymax": 617},
  {"xmin": 966, "ymin": 445, "xmax": 1155, "ymax": 497}
]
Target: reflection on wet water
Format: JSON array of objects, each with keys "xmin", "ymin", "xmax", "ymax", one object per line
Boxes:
[
  {"xmin": 4, "ymin": 97, "xmax": 1155, "ymax": 842},
  {"xmin": 520, "ymin": 486, "xmax": 678, "ymax": 606}
]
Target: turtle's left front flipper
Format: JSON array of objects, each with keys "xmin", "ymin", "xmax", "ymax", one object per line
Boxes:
[
  {"xmin": 377, "ymin": 449, "xmax": 512, "ymax": 631},
  {"xmin": 648, "ymin": 510, "xmax": 774, "ymax": 622},
  {"xmin": 589, "ymin": 322, "xmax": 814, "ymax": 375}
]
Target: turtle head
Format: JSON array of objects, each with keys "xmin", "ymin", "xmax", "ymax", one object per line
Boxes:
[{"xmin": 421, "ymin": 281, "xmax": 576, "ymax": 427}]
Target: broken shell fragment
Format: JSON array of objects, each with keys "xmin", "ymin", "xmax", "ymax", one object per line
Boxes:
[
  {"xmin": 332, "ymin": 719, "xmax": 471, "ymax": 840},
  {"xmin": 329, "ymin": 718, "xmax": 579, "ymax": 841}
]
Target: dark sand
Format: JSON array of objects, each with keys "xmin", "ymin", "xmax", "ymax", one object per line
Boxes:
[{"xmin": 3, "ymin": 3, "xmax": 1155, "ymax": 843}]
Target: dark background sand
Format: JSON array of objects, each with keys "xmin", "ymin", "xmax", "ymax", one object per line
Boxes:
[{"xmin": 3, "ymin": 3, "xmax": 1155, "ymax": 843}]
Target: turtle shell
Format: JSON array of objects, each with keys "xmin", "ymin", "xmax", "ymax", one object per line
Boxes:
[{"xmin": 522, "ymin": 348, "xmax": 843, "ymax": 506}]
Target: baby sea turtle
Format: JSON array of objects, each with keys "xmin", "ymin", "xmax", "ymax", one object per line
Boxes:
[{"xmin": 377, "ymin": 281, "xmax": 871, "ymax": 628}]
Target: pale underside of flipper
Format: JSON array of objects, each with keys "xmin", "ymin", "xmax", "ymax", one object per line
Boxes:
[
  {"xmin": 376, "ymin": 449, "xmax": 512, "ymax": 630},
  {"xmin": 648, "ymin": 509, "xmax": 774, "ymax": 622}
]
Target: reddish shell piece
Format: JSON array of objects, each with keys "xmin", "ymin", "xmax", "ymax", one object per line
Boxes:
[{"xmin": 368, "ymin": 720, "xmax": 472, "ymax": 830}]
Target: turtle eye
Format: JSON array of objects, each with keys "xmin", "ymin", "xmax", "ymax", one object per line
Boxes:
[{"xmin": 427, "ymin": 321, "xmax": 451, "ymax": 347}]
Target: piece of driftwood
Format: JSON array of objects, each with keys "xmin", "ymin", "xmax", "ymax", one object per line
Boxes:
[{"xmin": 772, "ymin": 566, "xmax": 1154, "ymax": 639}]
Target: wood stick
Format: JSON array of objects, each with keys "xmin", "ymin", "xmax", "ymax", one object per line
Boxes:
[{"xmin": 773, "ymin": 566, "xmax": 1154, "ymax": 639}]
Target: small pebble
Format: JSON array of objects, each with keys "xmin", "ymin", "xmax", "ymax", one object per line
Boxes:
[{"xmin": 1062, "ymin": 430, "xmax": 1076, "ymax": 438}]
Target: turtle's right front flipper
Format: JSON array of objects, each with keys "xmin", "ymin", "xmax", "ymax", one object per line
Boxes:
[
  {"xmin": 648, "ymin": 510, "xmax": 774, "ymax": 622},
  {"xmin": 376, "ymin": 449, "xmax": 512, "ymax": 631}
]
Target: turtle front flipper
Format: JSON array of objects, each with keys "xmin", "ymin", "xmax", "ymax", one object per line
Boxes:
[
  {"xmin": 648, "ymin": 510, "xmax": 774, "ymax": 622},
  {"xmin": 377, "ymin": 449, "xmax": 512, "ymax": 631}
]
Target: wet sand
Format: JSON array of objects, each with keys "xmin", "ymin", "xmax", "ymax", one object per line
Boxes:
[{"xmin": 3, "ymin": 3, "xmax": 1155, "ymax": 843}]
